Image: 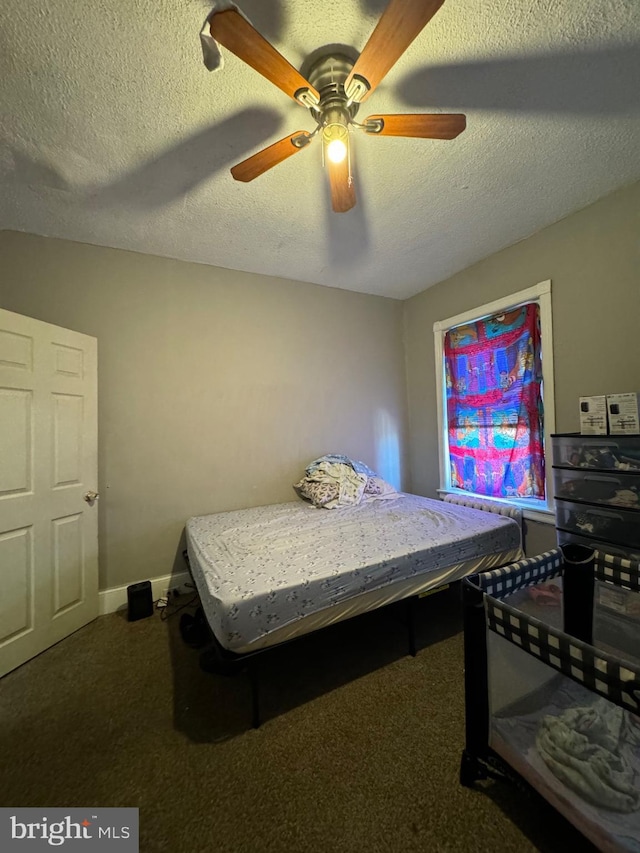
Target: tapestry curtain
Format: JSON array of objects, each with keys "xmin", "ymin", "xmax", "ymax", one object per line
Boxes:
[{"xmin": 444, "ymin": 302, "xmax": 545, "ymax": 499}]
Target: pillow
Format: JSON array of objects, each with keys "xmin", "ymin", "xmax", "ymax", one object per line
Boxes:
[
  {"xmin": 363, "ymin": 476, "xmax": 399, "ymax": 500},
  {"xmin": 364, "ymin": 477, "xmax": 384, "ymax": 495},
  {"xmin": 294, "ymin": 478, "xmax": 340, "ymax": 508}
]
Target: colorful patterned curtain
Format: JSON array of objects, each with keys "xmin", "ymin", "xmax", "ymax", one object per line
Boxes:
[{"xmin": 444, "ymin": 302, "xmax": 545, "ymax": 499}]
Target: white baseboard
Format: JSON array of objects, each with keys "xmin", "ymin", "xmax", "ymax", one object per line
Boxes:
[{"xmin": 99, "ymin": 571, "xmax": 192, "ymax": 616}]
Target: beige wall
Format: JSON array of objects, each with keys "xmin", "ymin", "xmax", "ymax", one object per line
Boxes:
[
  {"xmin": 0, "ymin": 232, "xmax": 409, "ymax": 589},
  {"xmin": 403, "ymin": 180, "xmax": 640, "ymax": 553},
  {"xmin": 3, "ymin": 180, "xmax": 638, "ymax": 585}
]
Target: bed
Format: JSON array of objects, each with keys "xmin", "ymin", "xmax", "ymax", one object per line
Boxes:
[{"xmin": 184, "ymin": 490, "xmax": 523, "ymax": 725}]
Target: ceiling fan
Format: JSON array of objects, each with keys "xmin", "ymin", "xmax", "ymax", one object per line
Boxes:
[{"xmin": 207, "ymin": 0, "xmax": 466, "ymax": 212}]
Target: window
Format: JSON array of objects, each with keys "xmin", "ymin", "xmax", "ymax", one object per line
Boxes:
[{"xmin": 434, "ymin": 281, "xmax": 555, "ymax": 521}]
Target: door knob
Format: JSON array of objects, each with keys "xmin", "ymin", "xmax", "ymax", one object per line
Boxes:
[{"xmin": 83, "ymin": 490, "xmax": 99, "ymax": 502}]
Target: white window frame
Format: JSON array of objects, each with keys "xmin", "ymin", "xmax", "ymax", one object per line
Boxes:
[{"xmin": 433, "ymin": 280, "xmax": 555, "ymax": 524}]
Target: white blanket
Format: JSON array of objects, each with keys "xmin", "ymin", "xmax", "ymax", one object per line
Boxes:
[{"xmin": 536, "ymin": 699, "xmax": 640, "ymax": 813}]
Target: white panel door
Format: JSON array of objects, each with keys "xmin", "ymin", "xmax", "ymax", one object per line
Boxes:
[{"xmin": 0, "ymin": 308, "xmax": 98, "ymax": 676}]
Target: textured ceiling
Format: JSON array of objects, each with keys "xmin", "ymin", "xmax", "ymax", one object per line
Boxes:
[{"xmin": 1, "ymin": 0, "xmax": 639, "ymax": 299}]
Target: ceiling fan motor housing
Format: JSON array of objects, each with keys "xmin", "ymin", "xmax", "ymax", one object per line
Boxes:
[{"xmin": 306, "ymin": 52, "xmax": 361, "ymax": 125}]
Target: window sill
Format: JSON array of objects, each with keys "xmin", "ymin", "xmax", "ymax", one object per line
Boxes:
[{"xmin": 436, "ymin": 489, "xmax": 556, "ymax": 525}]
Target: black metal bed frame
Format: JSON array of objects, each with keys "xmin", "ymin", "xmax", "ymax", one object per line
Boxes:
[{"xmin": 181, "ymin": 550, "xmax": 423, "ymax": 728}]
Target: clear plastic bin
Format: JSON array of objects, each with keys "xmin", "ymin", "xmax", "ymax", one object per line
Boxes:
[
  {"xmin": 556, "ymin": 500, "xmax": 640, "ymax": 550},
  {"xmin": 552, "ymin": 434, "xmax": 640, "ymax": 471},
  {"xmin": 553, "ymin": 468, "xmax": 640, "ymax": 510}
]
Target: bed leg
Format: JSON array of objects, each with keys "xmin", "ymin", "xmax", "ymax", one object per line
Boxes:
[
  {"xmin": 407, "ymin": 597, "xmax": 417, "ymax": 657},
  {"xmin": 459, "ymin": 749, "xmax": 482, "ymax": 787},
  {"xmin": 248, "ymin": 661, "xmax": 261, "ymax": 729}
]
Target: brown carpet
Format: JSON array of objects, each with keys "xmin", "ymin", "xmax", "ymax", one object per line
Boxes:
[{"xmin": 0, "ymin": 588, "xmax": 595, "ymax": 852}]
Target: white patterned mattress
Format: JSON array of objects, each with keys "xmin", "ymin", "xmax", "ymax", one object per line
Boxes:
[{"xmin": 186, "ymin": 494, "xmax": 523, "ymax": 653}]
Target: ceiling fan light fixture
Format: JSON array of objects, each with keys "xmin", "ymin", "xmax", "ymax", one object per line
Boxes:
[
  {"xmin": 326, "ymin": 138, "xmax": 347, "ymax": 164},
  {"xmin": 322, "ymin": 106, "xmax": 350, "ymax": 164}
]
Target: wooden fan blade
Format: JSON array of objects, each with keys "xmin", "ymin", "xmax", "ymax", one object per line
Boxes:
[
  {"xmin": 210, "ymin": 10, "xmax": 319, "ymax": 104},
  {"xmin": 328, "ymin": 158, "xmax": 356, "ymax": 213},
  {"xmin": 346, "ymin": 0, "xmax": 445, "ymax": 102},
  {"xmin": 364, "ymin": 113, "xmax": 466, "ymax": 138},
  {"xmin": 231, "ymin": 132, "xmax": 312, "ymax": 182}
]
